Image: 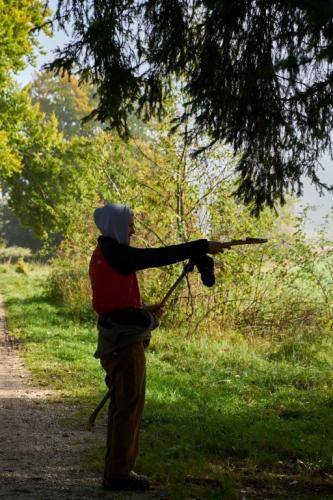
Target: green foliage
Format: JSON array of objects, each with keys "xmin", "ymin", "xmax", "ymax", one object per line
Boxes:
[
  {"xmin": 0, "ymin": 245, "xmax": 31, "ymax": 263},
  {"xmin": 0, "ymin": 83, "xmax": 37, "ymax": 181},
  {"xmin": 0, "ymin": 1, "xmax": 50, "ymax": 181},
  {"xmin": 51, "ymin": 0, "xmax": 333, "ymax": 211},
  {"xmin": 0, "ymin": 0, "xmax": 49, "ymax": 85},
  {"xmin": 0, "ymin": 2, "xmax": 101, "ymax": 255},
  {"xmin": 4, "ymin": 104, "xmax": 103, "ymax": 247},
  {"xmin": 48, "ymin": 224, "xmax": 98, "ymax": 321},
  {"xmin": 1, "ymin": 76, "xmax": 103, "ymax": 251},
  {"xmin": 29, "ymin": 71, "xmax": 98, "ymax": 137}
]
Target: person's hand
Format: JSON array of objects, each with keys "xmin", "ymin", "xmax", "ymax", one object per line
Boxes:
[
  {"xmin": 208, "ymin": 241, "xmax": 226, "ymax": 255},
  {"xmin": 145, "ymin": 302, "xmax": 165, "ymax": 319}
]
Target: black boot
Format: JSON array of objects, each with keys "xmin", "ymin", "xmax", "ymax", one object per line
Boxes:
[{"xmin": 103, "ymin": 471, "xmax": 150, "ymax": 491}]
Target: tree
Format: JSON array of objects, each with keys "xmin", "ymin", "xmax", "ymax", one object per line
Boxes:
[
  {"xmin": 0, "ymin": 0, "xmax": 48, "ymax": 84},
  {"xmin": 29, "ymin": 71, "xmax": 97, "ymax": 137},
  {"xmin": 0, "ymin": 84, "xmax": 36, "ymax": 182},
  {"xmin": 49, "ymin": 0, "xmax": 333, "ymax": 212},
  {"xmin": 5, "ymin": 109, "xmax": 102, "ymax": 245},
  {"xmin": 0, "ymin": 0, "xmax": 50, "ymax": 181}
]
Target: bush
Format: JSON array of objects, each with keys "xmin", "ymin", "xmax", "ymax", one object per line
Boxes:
[
  {"xmin": 0, "ymin": 246, "xmax": 32, "ymax": 263},
  {"xmin": 47, "ymin": 214, "xmax": 98, "ymax": 322},
  {"xmin": 48, "ymin": 256, "xmax": 95, "ymax": 322}
]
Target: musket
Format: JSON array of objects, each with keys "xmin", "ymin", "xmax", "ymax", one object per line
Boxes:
[
  {"xmin": 159, "ymin": 238, "xmax": 267, "ymax": 306},
  {"xmin": 219, "ymin": 237, "xmax": 268, "ymax": 248},
  {"xmin": 87, "ymin": 236, "xmax": 268, "ymax": 430}
]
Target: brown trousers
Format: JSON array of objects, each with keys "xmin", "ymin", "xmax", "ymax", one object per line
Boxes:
[{"xmin": 100, "ymin": 342, "xmax": 146, "ymax": 479}]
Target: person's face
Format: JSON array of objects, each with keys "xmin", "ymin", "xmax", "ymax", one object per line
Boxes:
[{"xmin": 128, "ymin": 214, "xmax": 135, "ymax": 240}]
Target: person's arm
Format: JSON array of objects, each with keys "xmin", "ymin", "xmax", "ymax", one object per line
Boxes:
[{"xmin": 98, "ymin": 236, "xmax": 210, "ymax": 275}]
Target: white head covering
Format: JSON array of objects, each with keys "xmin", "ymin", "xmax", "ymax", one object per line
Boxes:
[{"xmin": 93, "ymin": 203, "xmax": 133, "ymax": 245}]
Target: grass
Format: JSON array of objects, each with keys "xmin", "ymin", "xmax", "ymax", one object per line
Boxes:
[{"xmin": 1, "ymin": 263, "xmax": 333, "ymax": 498}]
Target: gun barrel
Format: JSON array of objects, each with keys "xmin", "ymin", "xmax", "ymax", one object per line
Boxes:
[{"xmin": 221, "ymin": 238, "xmax": 268, "ymax": 248}]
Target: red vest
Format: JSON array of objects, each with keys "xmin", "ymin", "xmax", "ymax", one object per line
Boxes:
[{"xmin": 89, "ymin": 245, "xmax": 142, "ymax": 314}]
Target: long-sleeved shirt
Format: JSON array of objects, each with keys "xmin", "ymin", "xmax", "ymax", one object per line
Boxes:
[
  {"xmin": 97, "ymin": 236, "xmax": 209, "ymax": 274},
  {"xmin": 89, "ymin": 236, "xmax": 210, "ymax": 325}
]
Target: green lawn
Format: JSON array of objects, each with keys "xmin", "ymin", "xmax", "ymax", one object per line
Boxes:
[{"xmin": 1, "ymin": 263, "xmax": 333, "ymax": 498}]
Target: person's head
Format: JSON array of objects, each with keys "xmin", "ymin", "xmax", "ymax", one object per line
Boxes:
[{"xmin": 93, "ymin": 202, "xmax": 134, "ymax": 245}]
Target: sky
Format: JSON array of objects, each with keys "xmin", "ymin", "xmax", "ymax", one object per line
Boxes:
[{"xmin": 16, "ymin": 1, "xmax": 333, "ymax": 237}]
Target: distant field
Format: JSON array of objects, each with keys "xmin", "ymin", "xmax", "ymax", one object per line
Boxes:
[{"xmin": 1, "ymin": 263, "xmax": 333, "ymax": 499}]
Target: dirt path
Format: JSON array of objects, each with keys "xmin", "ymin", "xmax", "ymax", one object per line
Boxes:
[{"xmin": 0, "ymin": 297, "xmax": 159, "ymax": 499}]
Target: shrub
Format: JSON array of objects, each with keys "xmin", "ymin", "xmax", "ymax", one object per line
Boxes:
[{"xmin": 0, "ymin": 246, "xmax": 31, "ymax": 263}]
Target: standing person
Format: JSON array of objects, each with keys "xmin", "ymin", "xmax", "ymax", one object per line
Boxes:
[{"xmin": 89, "ymin": 202, "xmax": 225, "ymax": 492}]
